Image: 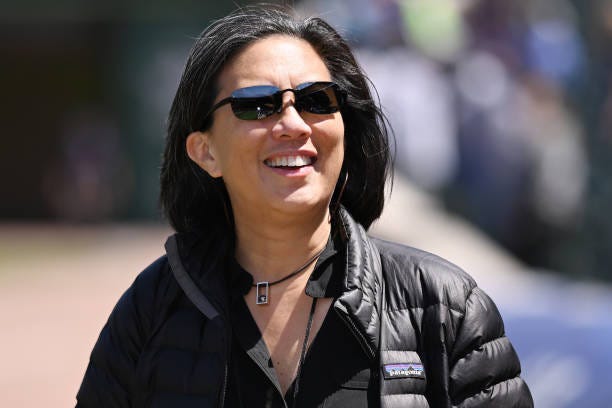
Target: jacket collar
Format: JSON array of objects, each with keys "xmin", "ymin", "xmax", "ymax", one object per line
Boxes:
[{"xmin": 333, "ymin": 207, "xmax": 383, "ymax": 358}]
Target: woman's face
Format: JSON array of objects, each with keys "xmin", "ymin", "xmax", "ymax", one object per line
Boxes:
[{"xmin": 190, "ymin": 35, "xmax": 345, "ymax": 220}]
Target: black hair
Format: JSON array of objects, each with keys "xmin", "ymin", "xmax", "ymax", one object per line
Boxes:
[{"xmin": 160, "ymin": 4, "xmax": 392, "ymax": 234}]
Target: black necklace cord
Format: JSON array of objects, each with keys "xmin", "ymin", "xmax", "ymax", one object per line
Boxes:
[
  {"xmin": 292, "ymin": 296, "xmax": 318, "ymax": 408},
  {"xmin": 251, "ymin": 245, "xmax": 326, "ymax": 288}
]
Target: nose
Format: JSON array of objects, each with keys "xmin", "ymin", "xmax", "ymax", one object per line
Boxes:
[{"xmin": 271, "ymin": 94, "xmax": 312, "ymax": 140}]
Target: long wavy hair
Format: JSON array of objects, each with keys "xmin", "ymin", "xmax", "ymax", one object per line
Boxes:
[{"xmin": 160, "ymin": 5, "xmax": 392, "ymax": 234}]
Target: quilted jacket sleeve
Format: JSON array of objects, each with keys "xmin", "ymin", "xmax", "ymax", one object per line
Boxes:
[
  {"xmin": 449, "ymin": 287, "xmax": 533, "ymax": 407},
  {"xmin": 76, "ymin": 258, "xmax": 165, "ymax": 407}
]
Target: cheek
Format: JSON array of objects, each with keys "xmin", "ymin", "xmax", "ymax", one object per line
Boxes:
[
  {"xmin": 319, "ymin": 115, "xmax": 344, "ymax": 146},
  {"xmin": 332, "ymin": 120, "xmax": 345, "ymax": 161},
  {"xmin": 212, "ymin": 123, "xmax": 263, "ymax": 168},
  {"xmin": 336, "ymin": 114, "xmax": 345, "ymax": 144},
  {"xmin": 322, "ymin": 122, "xmax": 345, "ymax": 181}
]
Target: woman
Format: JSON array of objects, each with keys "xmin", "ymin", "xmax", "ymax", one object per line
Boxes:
[{"xmin": 77, "ymin": 5, "xmax": 533, "ymax": 408}]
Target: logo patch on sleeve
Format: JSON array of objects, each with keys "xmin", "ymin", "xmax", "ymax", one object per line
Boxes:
[{"xmin": 382, "ymin": 363, "xmax": 425, "ymax": 380}]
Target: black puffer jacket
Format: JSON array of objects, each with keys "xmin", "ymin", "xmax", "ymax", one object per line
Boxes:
[{"xmin": 77, "ymin": 209, "xmax": 533, "ymax": 407}]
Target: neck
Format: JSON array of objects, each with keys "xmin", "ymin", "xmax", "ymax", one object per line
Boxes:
[{"xmin": 233, "ymin": 205, "xmax": 331, "ymax": 283}]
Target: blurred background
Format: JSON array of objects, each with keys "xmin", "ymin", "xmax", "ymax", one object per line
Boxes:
[{"xmin": 1, "ymin": 0, "xmax": 611, "ymax": 406}]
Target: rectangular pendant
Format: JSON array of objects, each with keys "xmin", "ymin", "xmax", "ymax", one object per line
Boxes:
[{"xmin": 256, "ymin": 281, "xmax": 269, "ymax": 305}]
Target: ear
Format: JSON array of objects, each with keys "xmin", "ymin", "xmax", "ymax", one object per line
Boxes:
[{"xmin": 186, "ymin": 131, "xmax": 222, "ymax": 178}]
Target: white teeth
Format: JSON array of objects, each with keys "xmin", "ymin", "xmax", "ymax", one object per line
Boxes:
[{"xmin": 265, "ymin": 155, "xmax": 313, "ymax": 168}]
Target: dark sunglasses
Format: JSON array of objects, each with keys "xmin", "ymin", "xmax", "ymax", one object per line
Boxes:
[{"xmin": 206, "ymin": 81, "xmax": 346, "ymax": 121}]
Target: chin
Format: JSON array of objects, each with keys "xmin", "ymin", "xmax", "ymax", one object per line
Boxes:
[{"xmin": 270, "ymin": 193, "xmax": 330, "ymax": 216}]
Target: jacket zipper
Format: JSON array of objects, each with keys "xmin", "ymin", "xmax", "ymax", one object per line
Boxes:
[
  {"xmin": 219, "ymin": 360, "xmax": 228, "ymax": 408},
  {"xmin": 335, "ymin": 307, "xmax": 382, "ymax": 408},
  {"xmin": 334, "ymin": 307, "xmax": 376, "ymax": 360},
  {"xmin": 218, "ymin": 308, "xmax": 231, "ymax": 408}
]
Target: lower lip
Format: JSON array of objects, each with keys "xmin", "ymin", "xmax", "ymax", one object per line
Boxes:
[{"xmin": 265, "ymin": 164, "xmax": 314, "ymax": 177}]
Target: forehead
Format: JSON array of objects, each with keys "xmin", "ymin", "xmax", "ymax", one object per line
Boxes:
[{"xmin": 216, "ymin": 34, "xmax": 332, "ymax": 92}]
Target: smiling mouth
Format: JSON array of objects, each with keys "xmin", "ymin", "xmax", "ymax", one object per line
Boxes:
[{"xmin": 264, "ymin": 155, "xmax": 315, "ymax": 169}]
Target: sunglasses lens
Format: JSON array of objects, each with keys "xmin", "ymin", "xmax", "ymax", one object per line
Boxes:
[
  {"xmin": 221, "ymin": 82, "xmax": 345, "ymax": 121},
  {"xmin": 230, "ymin": 86, "xmax": 279, "ymax": 120},
  {"xmin": 296, "ymin": 83, "xmax": 344, "ymax": 114},
  {"xmin": 232, "ymin": 98, "xmax": 276, "ymax": 120}
]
